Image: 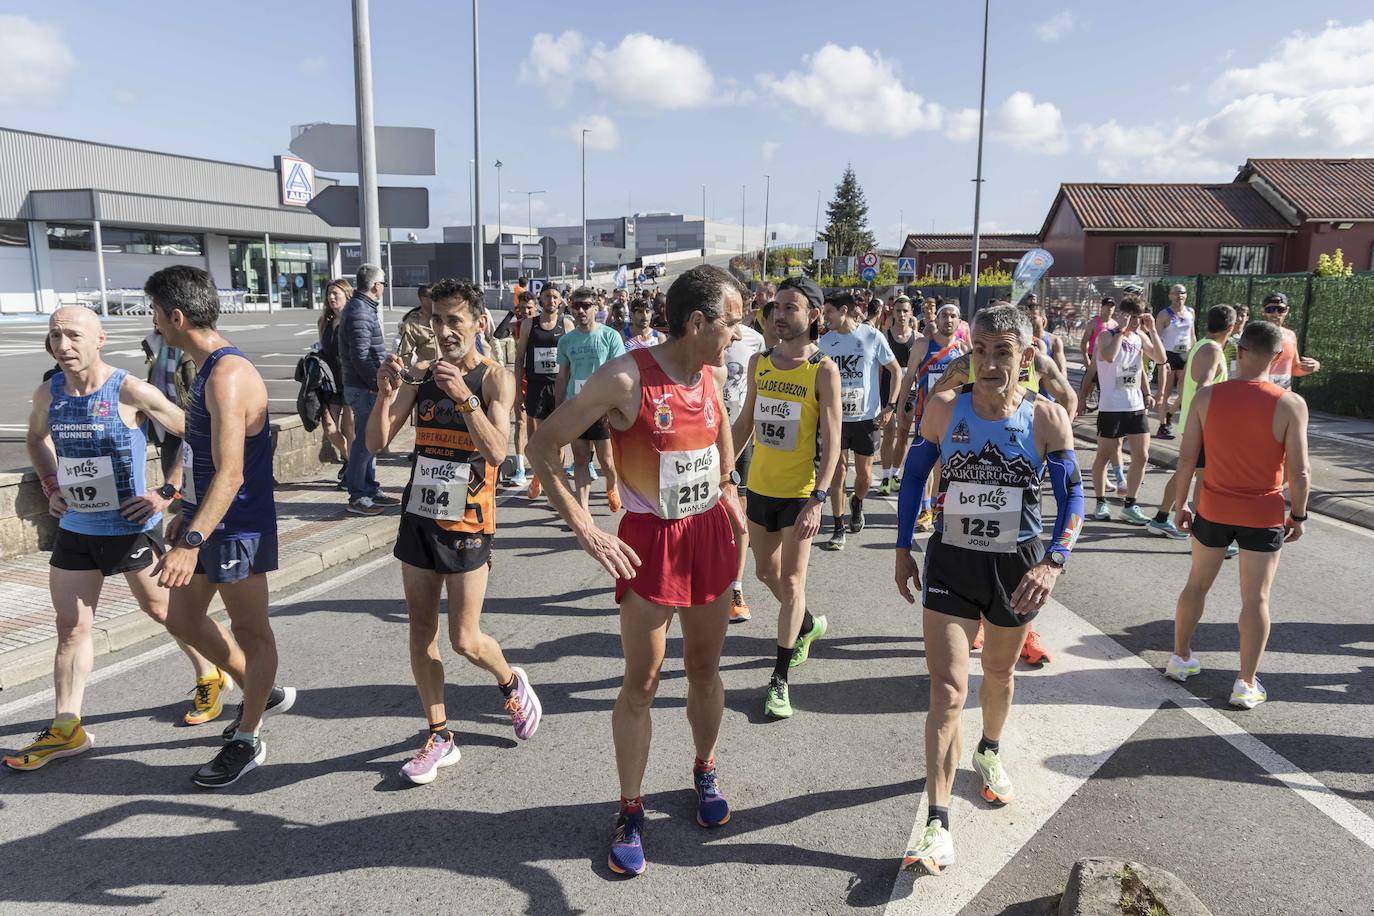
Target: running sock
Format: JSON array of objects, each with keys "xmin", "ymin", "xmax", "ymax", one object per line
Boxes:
[
  {"xmin": 694, "ymin": 756, "xmax": 714, "ymax": 772},
  {"xmin": 798, "ymin": 610, "xmax": 815, "ymax": 638},
  {"xmin": 920, "ymin": 497, "xmax": 931, "ymax": 512},
  {"xmin": 620, "ymin": 795, "xmax": 644, "ymax": 814},
  {"xmin": 499, "ymin": 673, "xmax": 518, "ymax": 698},
  {"xmin": 732, "ymin": 581, "xmax": 743, "ymax": 595},
  {"xmin": 52, "ymin": 716, "xmax": 80, "ymax": 732},
  {"xmin": 977, "ymin": 735, "xmax": 1000, "ymax": 756},
  {"xmin": 830, "ymin": 514, "xmax": 843, "ymax": 531},
  {"xmin": 773, "ymin": 646, "xmax": 792, "ymax": 682},
  {"xmin": 1124, "ymin": 496, "xmax": 1137, "ymax": 508},
  {"xmin": 1154, "ymin": 510, "xmax": 1169, "ymax": 523},
  {"xmin": 428, "ymin": 720, "xmax": 450, "ymax": 739},
  {"xmin": 928, "ymin": 805, "xmax": 950, "ymax": 830},
  {"xmin": 232, "ymin": 729, "xmax": 259, "ymax": 748}
]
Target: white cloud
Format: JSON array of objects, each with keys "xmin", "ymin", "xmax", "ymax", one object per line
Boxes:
[
  {"xmin": 564, "ymin": 115, "xmax": 621, "ymax": 151},
  {"xmin": 0, "ymin": 16, "xmax": 76, "ymax": 106},
  {"xmin": 110, "ymin": 88, "xmax": 138, "ymax": 106},
  {"xmin": 946, "ymin": 92, "xmax": 1068, "ymax": 153},
  {"xmin": 766, "ymin": 222, "xmax": 813, "ymax": 243},
  {"xmin": 522, "ymin": 31, "xmax": 719, "ymax": 109},
  {"xmin": 1036, "ymin": 11, "xmax": 1076, "ymax": 42},
  {"xmin": 759, "ymin": 44, "xmax": 944, "ymax": 137},
  {"xmin": 1212, "ymin": 19, "xmax": 1374, "ymax": 98},
  {"xmin": 761, "ymin": 141, "xmax": 780, "ymax": 161},
  {"xmin": 299, "ymin": 56, "xmax": 327, "ymax": 74}
]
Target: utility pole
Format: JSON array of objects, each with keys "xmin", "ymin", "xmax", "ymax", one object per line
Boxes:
[
  {"xmin": 471, "ymin": 0, "xmax": 484, "ymax": 288},
  {"xmin": 468, "ymin": 159, "xmax": 476, "ymax": 280},
  {"xmin": 581, "ymin": 128, "xmax": 590, "ymax": 285},
  {"xmin": 495, "ymin": 159, "xmax": 503, "ymax": 287},
  {"xmin": 969, "ymin": 0, "xmax": 990, "ymax": 313},
  {"xmin": 350, "ymin": 0, "xmax": 381, "ymax": 265},
  {"xmin": 815, "ymin": 189, "xmax": 821, "ymax": 240},
  {"xmin": 762, "ymin": 174, "xmax": 771, "ymax": 280},
  {"xmin": 510, "ymin": 188, "xmax": 545, "ymax": 279},
  {"xmin": 740, "ymin": 184, "xmax": 746, "ymax": 255}
]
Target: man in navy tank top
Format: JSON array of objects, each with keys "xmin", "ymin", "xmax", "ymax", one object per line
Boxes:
[
  {"xmin": 145, "ymin": 265, "xmax": 296, "ymax": 789},
  {"xmin": 893, "ymin": 304, "xmax": 1085, "ymax": 875},
  {"xmin": 5, "ymin": 308, "xmax": 225, "ymax": 773}
]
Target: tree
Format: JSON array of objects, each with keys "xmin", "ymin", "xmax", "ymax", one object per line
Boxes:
[{"xmin": 820, "ymin": 165, "xmax": 877, "ymax": 259}]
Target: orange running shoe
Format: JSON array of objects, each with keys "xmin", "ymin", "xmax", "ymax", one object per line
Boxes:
[
  {"xmin": 607, "ymin": 487, "xmax": 622, "ymax": 513},
  {"xmin": 1020, "ymin": 629, "xmax": 1051, "ymax": 666},
  {"xmin": 729, "ymin": 590, "xmax": 750, "ymax": 623},
  {"xmin": 527, "ymin": 475, "xmax": 542, "ymax": 500},
  {"xmin": 972, "ymin": 622, "xmax": 985, "ymax": 650}
]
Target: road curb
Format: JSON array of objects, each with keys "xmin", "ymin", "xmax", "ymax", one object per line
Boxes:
[{"xmin": 0, "ymin": 516, "xmax": 399, "ymax": 692}]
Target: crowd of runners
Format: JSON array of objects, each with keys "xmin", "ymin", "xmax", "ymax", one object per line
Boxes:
[{"xmin": 6, "ymin": 262, "xmax": 1313, "ymax": 878}]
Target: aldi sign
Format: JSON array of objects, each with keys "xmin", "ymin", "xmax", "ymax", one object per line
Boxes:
[{"xmin": 276, "ymin": 155, "xmax": 315, "ymax": 208}]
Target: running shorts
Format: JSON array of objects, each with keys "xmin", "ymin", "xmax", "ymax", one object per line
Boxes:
[
  {"xmin": 50, "ymin": 528, "xmax": 165, "ymax": 578},
  {"xmin": 921, "ymin": 531, "xmax": 1045, "ymax": 628},
  {"xmin": 1190, "ymin": 512, "xmax": 1283, "ymax": 554},
  {"xmin": 580, "ymin": 417, "xmax": 611, "ymax": 441},
  {"xmin": 524, "ymin": 382, "xmax": 556, "ymax": 420},
  {"xmin": 1096, "ymin": 409, "xmax": 1149, "ymax": 439},
  {"xmin": 1165, "ymin": 351, "xmax": 1188, "ymax": 372},
  {"xmin": 195, "ymin": 532, "xmax": 279, "ymax": 584},
  {"xmin": 839, "ymin": 418, "xmax": 878, "ymax": 457},
  {"xmin": 614, "ymin": 502, "xmax": 736, "ymax": 607},
  {"xmin": 745, "ymin": 492, "xmax": 810, "ymax": 533},
  {"xmin": 394, "ymin": 515, "xmax": 494, "ymax": 573}
]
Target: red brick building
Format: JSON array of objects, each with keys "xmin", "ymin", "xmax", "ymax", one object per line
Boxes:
[
  {"xmin": 897, "ymin": 233, "xmax": 1038, "ymax": 280},
  {"xmin": 1237, "ymin": 158, "xmax": 1374, "ymax": 271}
]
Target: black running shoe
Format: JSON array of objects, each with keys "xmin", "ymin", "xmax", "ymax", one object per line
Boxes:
[
  {"xmin": 820, "ymin": 526, "xmax": 846, "ymax": 551},
  {"xmin": 849, "ymin": 497, "xmax": 865, "ymax": 533},
  {"xmin": 193, "ymin": 738, "xmax": 265, "ymax": 789},
  {"xmin": 221, "ymin": 685, "xmax": 297, "ymax": 741}
]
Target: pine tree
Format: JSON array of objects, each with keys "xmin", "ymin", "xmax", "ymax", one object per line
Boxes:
[{"xmin": 821, "ymin": 165, "xmax": 877, "ymax": 259}]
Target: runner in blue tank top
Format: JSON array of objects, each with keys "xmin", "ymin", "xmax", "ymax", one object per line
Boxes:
[
  {"xmin": 892, "ymin": 304, "xmax": 1085, "ymax": 876},
  {"xmin": 894, "ymin": 304, "xmax": 967, "ymax": 533},
  {"xmin": 146, "ymin": 265, "xmax": 296, "ymax": 790},
  {"xmin": 5, "ymin": 307, "xmax": 222, "ymax": 774}
]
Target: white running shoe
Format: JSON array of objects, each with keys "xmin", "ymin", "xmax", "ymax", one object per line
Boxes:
[
  {"xmin": 1230, "ymin": 678, "xmax": 1267, "ymax": 709},
  {"xmin": 972, "ymin": 748, "xmax": 1014, "ymax": 805},
  {"xmin": 1165, "ymin": 654, "xmax": 1202, "ymax": 682},
  {"xmin": 902, "ymin": 821, "xmax": 956, "ymax": 875}
]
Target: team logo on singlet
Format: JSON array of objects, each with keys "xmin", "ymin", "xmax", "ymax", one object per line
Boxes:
[
  {"xmin": 943, "ymin": 442, "xmax": 1039, "ymax": 488},
  {"xmin": 652, "ymin": 392, "xmax": 674, "ymax": 431},
  {"xmin": 90, "ymin": 400, "xmax": 111, "ymax": 418},
  {"xmin": 951, "ymin": 419, "xmax": 971, "ymax": 444}
]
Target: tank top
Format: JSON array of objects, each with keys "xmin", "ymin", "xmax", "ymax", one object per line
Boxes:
[
  {"xmin": 1159, "ymin": 306, "xmax": 1195, "ymax": 355},
  {"xmin": 611, "ymin": 348, "xmax": 722, "ymax": 520},
  {"xmin": 524, "ymin": 317, "xmax": 566, "ymax": 386},
  {"xmin": 936, "ymin": 386, "xmax": 1044, "ymax": 551},
  {"xmin": 881, "ymin": 327, "xmax": 915, "ymax": 404},
  {"xmin": 1086, "ymin": 316, "xmax": 1113, "ymax": 357},
  {"xmin": 624, "ymin": 329, "xmax": 661, "ymax": 351},
  {"xmin": 913, "ymin": 336, "xmax": 963, "ymax": 418},
  {"xmin": 183, "ymin": 347, "xmax": 276, "ymax": 540},
  {"xmin": 1267, "ymin": 326, "xmax": 1300, "ymax": 390},
  {"xmin": 1096, "ymin": 330, "xmax": 1145, "ymax": 413},
  {"xmin": 403, "ymin": 359, "xmax": 496, "ymax": 533},
  {"xmin": 1198, "ymin": 380, "xmax": 1287, "ymax": 528},
  {"xmin": 1178, "ymin": 338, "xmax": 1227, "ymax": 430},
  {"xmin": 48, "ymin": 368, "xmax": 155, "ymax": 536},
  {"xmin": 749, "ymin": 349, "xmax": 826, "ymax": 499}
]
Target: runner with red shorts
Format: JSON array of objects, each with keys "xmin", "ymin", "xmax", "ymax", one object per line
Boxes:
[{"xmin": 527, "ymin": 264, "xmax": 746, "ymax": 878}]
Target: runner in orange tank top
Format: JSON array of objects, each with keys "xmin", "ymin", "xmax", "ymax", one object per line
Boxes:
[
  {"xmin": 527, "ymin": 265, "xmax": 746, "ymax": 877},
  {"xmin": 1168, "ymin": 320, "xmax": 1311, "ymax": 710}
]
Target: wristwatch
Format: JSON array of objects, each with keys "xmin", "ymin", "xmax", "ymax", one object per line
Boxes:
[
  {"xmin": 810, "ymin": 488, "xmax": 828, "ymax": 504},
  {"xmin": 157, "ymin": 483, "xmax": 180, "ymax": 500},
  {"xmin": 1290, "ymin": 512, "xmax": 1308, "ymax": 522},
  {"xmin": 885, "ymin": 401, "xmax": 898, "ymax": 412},
  {"xmin": 182, "ymin": 530, "xmax": 206, "ymax": 549},
  {"xmin": 1046, "ymin": 549, "xmax": 1068, "ymax": 571},
  {"xmin": 722, "ymin": 469, "xmax": 741, "ymax": 487},
  {"xmin": 456, "ymin": 394, "xmax": 481, "ymax": 414}
]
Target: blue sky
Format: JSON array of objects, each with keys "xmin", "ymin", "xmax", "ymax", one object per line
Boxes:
[{"xmin": 4, "ymin": 1, "xmax": 1374, "ymax": 247}]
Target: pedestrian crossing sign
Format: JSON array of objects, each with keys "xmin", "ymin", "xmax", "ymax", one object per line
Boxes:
[{"xmin": 897, "ymin": 257, "xmax": 917, "ymax": 277}]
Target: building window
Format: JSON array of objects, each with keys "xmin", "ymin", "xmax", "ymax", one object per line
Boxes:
[
  {"xmin": 155, "ymin": 232, "xmax": 204, "ymax": 256},
  {"xmin": 0, "ymin": 220, "xmax": 28, "ymax": 247},
  {"xmin": 932, "ymin": 262, "xmax": 950, "ymax": 280},
  {"xmin": 1114, "ymin": 243, "xmax": 1169, "ymax": 277},
  {"xmin": 48, "ymin": 224, "xmax": 93, "ymax": 251},
  {"xmin": 1218, "ymin": 244, "xmax": 1270, "ymax": 274}
]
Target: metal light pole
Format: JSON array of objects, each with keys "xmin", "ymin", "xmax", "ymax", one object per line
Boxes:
[
  {"xmin": 351, "ymin": 0, "xmax": 381, "ymax": 266},
  {"xmin": 899, "ymin": 209, "xmax": 905, "ymax": 251},
  {"xmin": 968, "ymin": 0, "xmax": 990, "ymax": 313},
  {"xmin": 740, "ymin": 184, "xmax": 746, "ymax": 254},
  {"xmin": 581, "ymin": 127, "xmax": 590, "ymax": 285},
  {"xmin": 471, "ymin": 0, "xmax": 485, "ymax": 288},
  {"xmin": 815, "ymin": 189, "xmax": 822, "ymax": 239},
  {"xmin": 762, "ymin": 174, "xmax": 771, "ymax": 279},
  {"xmin": 495, "ymin": 159, "xmax": 503, "ymax": 287},
  {"xmin": 510, "ymin": 188, "xmax": 545, "ymax": 279},
  {"xmin": 701, "ymin": 184, "xmax": 707, "ymax": 263},
  {"xmin": 468, "ymin": 159, "xmax": 476, "ymax": 280}
]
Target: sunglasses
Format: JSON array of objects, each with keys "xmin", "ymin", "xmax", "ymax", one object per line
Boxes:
[
  {"xmin": 1263, "ymin": 304, "xmax": 1288, "ymax": 313},
  {"xmin": 398, "ymin": 365, "xmax": 433, "ymax": 386}
]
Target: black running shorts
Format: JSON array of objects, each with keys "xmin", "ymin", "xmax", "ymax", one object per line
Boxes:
[
  {"xmin": 525, "ymin": 381, "xmax": 557, "ymax": 420},
  {"xmin": 1190, "ymin": 512, "xmax": 1283, "ymax": 554},
  {"xmin": 1165, "ymin": 350, "xmax": 1188, "ymax": 372},
  {"xmin": 394, "ymin": 515, "xmax": 494, "ymax": 573},
  {"xmin": 745, "ymin": 492, "xmax": 811, "ymax": 533},
  {"xmin": 50, "ymin": 528, "xmax": 165, "ymax": 578},
  {"xmin": 1096, "ymin": 409, "xmax": 1149, "ymax": 439},
  {"xmin": 579, "ymin": 417, "xmax": 611, "ymax": 441},
  {"xmin": 921, "ymin": 532, "xmax": 1045, "ymax": 628},
  {"xmin": 840, "ymin": 418, "xmax": 878, "ymax": 457}
]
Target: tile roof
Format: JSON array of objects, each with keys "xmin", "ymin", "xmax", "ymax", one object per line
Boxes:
[
  {"xmin": 903, "ymin": 233, "xmax": 1039, "ymax": 251},
  {"xmin": 1056, "ymin": 183, "xmax": 1292, "ymax": 233},
  {"xmin": 1240, "ymin": 158, "xmax": 1374, "ymax": 220}
]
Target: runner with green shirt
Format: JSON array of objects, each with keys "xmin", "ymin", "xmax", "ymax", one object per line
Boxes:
[{"xmin": 556, "ymin": 286, "xmax": 625, "ymax": 512}]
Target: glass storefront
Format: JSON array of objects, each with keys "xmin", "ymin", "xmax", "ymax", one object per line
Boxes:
[{"xmin": 228, "ymin": 237, "xmax": 330, "ymax": 308}]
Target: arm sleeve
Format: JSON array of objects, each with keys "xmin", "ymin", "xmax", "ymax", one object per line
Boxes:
[
  {"xmin": 895, "ymin": 436, "xmax": 940, "ymax": 550},
  {"xmin": 1046, "ymin": 448, "xmax": 1085, "ymax": 556}
]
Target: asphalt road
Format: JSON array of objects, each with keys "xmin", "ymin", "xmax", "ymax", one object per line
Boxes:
[{"xmin": 2, "ymin": 454, "xmax": 1371, "ymax": 914}]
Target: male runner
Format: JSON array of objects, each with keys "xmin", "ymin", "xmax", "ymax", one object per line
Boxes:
[
  {"xmin": 556, "ymin": 287, "xmax": 625, "ymax": 512},
  {"xmin": 720, "ymin": 299, "xmax": 767, "ymax": 622},
  {"xmin": 507, "ymin": 290, "xmax": 537, "ymax": 488},
  {"xmin": 5, "ymin": 308, "xmax": 224, "ymax": 772},
  {"xmin": 1147, "ymin": 305, "xmax": 1235, "ymax": 540},
  {"xmin": 368, "ymin": 278, "xmax": 541, "ymax": 784},
  {"xmin": 894, "ymin": 304, "xmax": 1083, "ymax": 874},
  {"xmin": 624, "ymin": 299, "xmax": 663, "ymax": 351},
  {"xmin": 1259, "ymin": 292, "xmax": 1321, "ymax": 390},
  {"xmin": 1023, "ymin": 296, "xmax": 1067, "ymax": 377},
  {"xmin": 1168, "ymin": 320, "xmax": 1310, "ymax": 709},
  {"xmin": 878, "ymin": 295, "xmax": 917, "ymax": 495},
  {"xmin": 1153, "ymin": 284, "xmax": 1196, "ymax": 439},
  {"xmin": 513, "ymin": 284, "xmax": 572, "ymax": 499},
  {"xmin": 1076, "ymin": 296, "xmax": 1166, "ymax": 525},
  {"xmin": 895, "ymin": 304, "xmax": 967, "ymax": 531},
  {"xmin": 527, "ymin": 264, "xmax": 745, "ymax": 877},
  {"xmin": 146, "ymin": 265, "xmax": 294, "ymax": 789},
  {"xmin": 731, "ymin": 277, "xmax": 841, "ymax": 718},
  {"xmin": 818, "ymin": 291, "xmax": 902, "ymax": 549}
]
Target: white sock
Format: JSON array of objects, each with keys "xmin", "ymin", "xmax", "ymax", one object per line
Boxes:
[
  {"xmin": 732, "ymin": 580, "xmax": 743, "ymax": 594},
  {"xmin": 882, "ymin": 468, "xmax": 893, "ymax": 481}
]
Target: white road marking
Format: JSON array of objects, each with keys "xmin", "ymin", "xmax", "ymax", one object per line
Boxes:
[{"xmin": 294, "ymin": 329, "xmax": 318, "ymax": 336}]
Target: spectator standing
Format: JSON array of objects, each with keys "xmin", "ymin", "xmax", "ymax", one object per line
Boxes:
[
  {"xmin": 318, "ymin": 278, "xmax": 355, "ymax": 488},
  {"xmin": 395, "ymin": 284, "xmax": 440, "ymax": 366},
  {"xmin": 340, "ymin": 264, "xmax": 400, "ymax": 515}
]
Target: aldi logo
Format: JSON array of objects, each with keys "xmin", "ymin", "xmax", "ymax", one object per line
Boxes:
[{"xmin": 277, "ymin": 155, "xmax": 315, "ymax": 208}]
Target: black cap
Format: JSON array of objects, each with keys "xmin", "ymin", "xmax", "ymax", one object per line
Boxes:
[
  {"xmin": 1101, "ymin": 296, "xmax": 1115, "ymax": 305},
  {"xmin": 776, "ymin": 276, "xmax": 823, "ymax": 310},
  {"xmin": 1263, "ymin": 291, "xmax": 1288, "ymax": 305}
]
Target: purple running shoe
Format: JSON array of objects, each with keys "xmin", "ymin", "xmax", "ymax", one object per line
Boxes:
[
  {"xmin": 504, "ymin": 667, "xmax": 542, "ymax": 740},
  {"xmin": 400, "ymin": 732, "xmax": 460, "ymax": 785}
]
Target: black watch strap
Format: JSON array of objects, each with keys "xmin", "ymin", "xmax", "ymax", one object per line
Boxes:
[{"xmin": 1290, "ymin": 512, "xmax": 1308, "ymax": 522}]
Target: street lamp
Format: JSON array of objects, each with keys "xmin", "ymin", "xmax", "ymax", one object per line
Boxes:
[
  {"xmin": 495, "ymin": 159, "xmax": 503, "ymax": 287},
  {"xmin": 510, "ymin": 188, "xmax": 545, "ymax": 280},
  {"xmin": 581, "ymin": 127, "xmax": 590, "ymax": 286},
  {"xmin": 762, "ymin": 174, "xmax": 771, "ymax": 280},
  {"xmin": 471, "ymin": 0, "xmax": 484, "ymax": 288},
  {"xmin": 969, "ymin": 0, "xmax": 990, "ymax": 312}
]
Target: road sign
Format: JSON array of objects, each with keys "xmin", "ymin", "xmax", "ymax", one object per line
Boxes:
[
  {"xmin": 289, "ymin": 124, "xmax": 436, "ymax": 175},
  {"xmin": 859, "ymin": 251, "xmax": 879, "ymax": 269},
  {"xmin": 897, "ymin": 257, "xmax": 917, "ymax": 277},
  {"xmin": 529, "ymin": 279, "xmax": 546, "ymax": 298},
  {"xmin": 812, "ymin": 240, "xmax": 828, "ymax": 260},
  {"xmin": 307, "ymin": 185, "xmax": 430, "ymax": 228},
  {"xmin": 861, "ymin": 266, "xmax": 878, "ymax": 282}
]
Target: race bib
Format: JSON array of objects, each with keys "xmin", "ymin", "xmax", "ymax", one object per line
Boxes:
[
  {"xmin": 659, "ymin": 446, "xmax": 718, "ymax": 519},
  {"xmin": 1115, "ymin": 368, "xmax": 1139, "ymax": 390},
  {"xmin": 406, "ymin": 456, "xmax": 471, "ymax": 521},
  {"xmin": 1173, "ymin": 340, "xmax": 1190, "ymax": 354},
  {"xmin": 942, "ymin": 481, "xmax": 1021, "ymax": 553},
  {"xmin": 754, "ymin": 397, "xmax": 800, "ymax": 451},
  {"xmin": 180, "ymin": 442, "xmax": 197, "ymax": 504},
  {"xmin": 840, "ymin": 386, "xmax": 866, "ymax": 418},
  {"xmin": 534, "ymin": 347, "xmax": 558, "ymax": 376},
  {"xmin": 57, "ymin": 455, "xmax": 119, "ymax": 513},
  {"xmin": 926, "ymin": 370, "xmax": 944, "ymax": 393},
  {"xmin": 571, "ymin": 378, "xmax": 586, "ymax": 397}
]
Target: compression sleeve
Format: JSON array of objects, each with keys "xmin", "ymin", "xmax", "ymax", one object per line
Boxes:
[
  {"xmin": 1047, "ymin": 448, "xmax": 1085, "ymax": 556},
  {"xmin": 896, "ymin": 437, "xmax": 940, "ymax": 550}
]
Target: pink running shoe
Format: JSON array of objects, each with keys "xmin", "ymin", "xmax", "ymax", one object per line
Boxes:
[
  {"xmin": 505, "ymin": 667, "xmax": 543, "ymax": 740},
  {"xmin": 400, "ymin": 732, "xmax": 461, "ymax": 785}
]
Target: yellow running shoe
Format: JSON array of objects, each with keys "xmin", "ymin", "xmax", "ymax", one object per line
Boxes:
[
  {"xmin": 3, "ymin": 722, "xmax": 94, "ymax": 771},
  {"xmin": 184, "ymin": 668, "xmax": 234, "ymax": 726}
]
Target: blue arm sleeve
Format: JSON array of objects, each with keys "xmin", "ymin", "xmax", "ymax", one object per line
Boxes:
[
  {"xmin": 1047, "ymin": 448, "xmax": 1085, "ymax": 556},
  {"xmin": 896, "ymin": 437, "xmax": 940, "ymax": 550}
]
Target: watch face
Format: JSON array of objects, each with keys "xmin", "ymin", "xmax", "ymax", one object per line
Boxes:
[{"xmin": 185, "ymin": 531, "xmax": 203, "ymax": 547}]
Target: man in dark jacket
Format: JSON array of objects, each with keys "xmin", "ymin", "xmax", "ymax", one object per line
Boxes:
[{"xmin": 340, "ymin": 264, "xmax": 398, "ymax": 514}]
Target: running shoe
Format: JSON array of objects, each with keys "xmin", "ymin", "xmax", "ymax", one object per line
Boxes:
[
  {"xmin": 1225, "ymin": 543, "xmax": 1239, "ymax": 560},
  {"xmin": 729, "ymin": 590, "xmax": 750, "ymax": 623},
  {"xmin": 915, "ymin": 509, "xmax": 935, "ymax": 532},
  {"xmin": 1164, "ymin": 654, "xmax": 1201, "ymax": 682},
  {"xmin": 1229, "ymin": 677, "xmax": 1267, "ymax": 710},
  {"xmin": 1121, "ymin": 504, "xmax": 1150, "ymax": 526},
  {"xmin": 608, "ymin": 805, "xmax": 646, "ymax": 876},
  {"xmin": 1085, "ymin": 388, "xmax": 1100, "ymax": 412},
  {"xmin": 193, "ymin": 737, "xmax": 265, "ymax": 789},
  {"xmin": 972, "ymin": 622, "xmax": 985, "ymax": 651},
  {"xmin": 504, "ymin": 666, "xmax": 542, "ymax": 741},
  {"xmin": 693, "ymin": 761, "xmax": 731, "ymax": 827},
  {"xmin": 370, "ymin": 493, "xmax": 401, "ymax": 507},
  {"xmin": 589, "ymin": 463, "xmax": 600, "ymax": 482},
  {"xmin": 789, "ymin": 614, "xmax": 828, "ymax": 669},
  {"xmin": 564, "ymin": 465, "xmax": 575, "ymax": 479},
  {"xmin": 527, "ymin": 475, "xmax": 542, "ymax": 500},
  {"xmin": 1111, "ymin": 464, "xmax": 1127, "ymax": 491},
  {"xmin": 509, "ymin": 469, "xmax": 528, "ymax": 488},
  {"xmin": 763, "ymin": 675, "xmax": 792, "ymax": 719},
  {"xmin": 607, "ymin": 487, "xmax": 622, "ymax": 513},
  {"xmin": 184, "ymin": 668, "xmax": 234, "ymax": 726},
  {"xmin": 220, "ymin": 685, "xmax": 297, "ymax": 741},
  {"xmin": 820, "ymin": 527, "xmax": 846, "ymax": 551},
  {"xmin": 3, "ymin": 722, "xmax": 93, "ymax": 771},
  {"xmin": 400, "ymin": 731, "xmax": 461, "ymax": 785},
  {"xmin": 1092, "ymin": 499, "xmax": 1113, "ymax": 521},
  {"xmin": 849, "ymin": 497, "xmax": 865, "ymax": 533},
  {"xmin": 1103, "ymin": 478, "xmax": 1117, "ymax": 494},
  {"xmin": 877, "ymin": 477, "xmax": 893, "ymax": 496},
  {"xmin": 335, "ymin": 465, "xmax": 348, "ymax": 491},
  {"xmin": 347, "ymin": 497, "xmax": 383, "ymax": 516},
  {"xmin": 1156, "ymin": 423, "xmax": 1175, "ymax": 440},
  {"xmin": 902, "ymin": 821, "xmax": 956, "ymax": 875},
  {"xmin": 1147, "ymin": 518, "xmax": 1187, "ymax": 540},
  {"xmin": 1019, "ymin": 629, "xmax": 1051, "ymax": 666},
  {"xmin": 972, "ymin": 747, "xmax": 1014, "ymax": 805}
]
